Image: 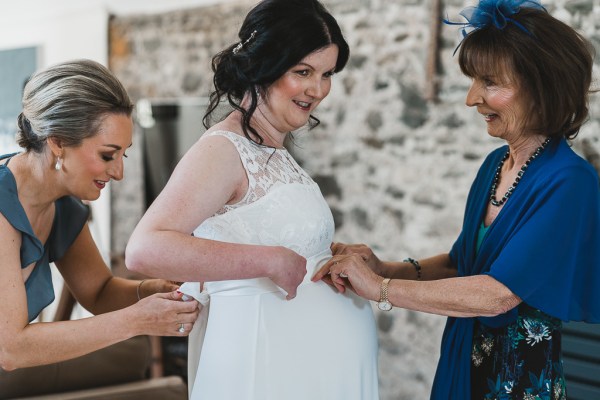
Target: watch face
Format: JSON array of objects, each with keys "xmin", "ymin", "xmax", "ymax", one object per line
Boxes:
[{"xmin": 378, "ymin": 300, "xmax": 392, "ymax": 311}]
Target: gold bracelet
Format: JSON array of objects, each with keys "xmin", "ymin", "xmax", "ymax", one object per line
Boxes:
[{"xmin": 136, "ymin": 279, "xmax": 147, "ymax": 301}]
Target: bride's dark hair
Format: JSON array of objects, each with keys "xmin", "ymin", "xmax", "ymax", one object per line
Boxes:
[{"xmin": 203, "ymin": 0, "xmax": 349, "ymax": 145}]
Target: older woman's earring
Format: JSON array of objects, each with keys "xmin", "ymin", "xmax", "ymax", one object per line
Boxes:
[{"xmin": 55, "ymin": 156, "xmax": 63, "ymax": 171}]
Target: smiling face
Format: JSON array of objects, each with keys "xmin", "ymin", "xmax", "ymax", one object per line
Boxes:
[
  {"xmin": 59, "ymin": 113, "xmax": 133, "ymax": 200},
  {"xmin": 465, "ymin": 71, "xmax": 535, "ymax": 143},
  {"xmin": 259, "ymin": 44, "xmax": 339, "ymax": 133}
]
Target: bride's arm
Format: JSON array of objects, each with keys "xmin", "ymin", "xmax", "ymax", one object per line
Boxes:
[{"xmin": 126, "ymin": 134, "xmax": 306, "ymax": 298}]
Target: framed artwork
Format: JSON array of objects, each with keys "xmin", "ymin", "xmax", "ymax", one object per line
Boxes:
[{"xmin": 0, "ymin": 46, "xmax": 37, "ymax": 154}]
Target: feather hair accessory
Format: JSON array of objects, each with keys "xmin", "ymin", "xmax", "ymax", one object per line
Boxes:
[{"xmin": 445, "ymin": 0, "xmax": 546, "ymax": 38}]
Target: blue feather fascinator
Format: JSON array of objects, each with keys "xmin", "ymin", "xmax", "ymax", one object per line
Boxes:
[{"xmin": 445, "ymin": 0, "xmax": 547, "ymax": 38}]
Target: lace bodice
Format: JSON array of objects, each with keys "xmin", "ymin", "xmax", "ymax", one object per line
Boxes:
[
  {"xmin": 207, "ymin": 131, "xmax": 314, "ymax": 214},
  {"xmin": 193, "ymin": 131, "xmax": 333, "ymax": 261}
]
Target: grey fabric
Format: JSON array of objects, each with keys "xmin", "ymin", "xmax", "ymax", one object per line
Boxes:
[
  {"xmin": 0, "ymin": 336, "xmax": 152, "ymax": 399},
  {"xmin": 12, "ymin": 376, "xmax": 187, "ymax": 400}
]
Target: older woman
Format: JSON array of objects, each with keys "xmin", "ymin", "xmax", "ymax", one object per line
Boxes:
[
  {"xmin": 314, "ymin": 1, "xmax": 600, "ymax": 398},
  {"xmin": 0, "ymin": 59, "xmax": 199, "ymax": 398}
]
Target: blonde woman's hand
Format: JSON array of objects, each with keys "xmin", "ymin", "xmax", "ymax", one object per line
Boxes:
[
  {"xmin": 137, "ymin": 279, "xmax": 180, "ymax": 299},
  {"xmin": 131, "ymin": 291, "xmax": 200, "ymax": 337}
]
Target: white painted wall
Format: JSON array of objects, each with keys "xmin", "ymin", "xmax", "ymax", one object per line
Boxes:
[
  {"xmin": 0, "ymin": 0, "xmax": 240, "ymax": 257},
  {"xmin": 0, "ymin": 0, "xmax": 235, "ymax": 319},
  {"xmin": 1, "ymin": 4, "xmax": 112, "ymax": 275}
]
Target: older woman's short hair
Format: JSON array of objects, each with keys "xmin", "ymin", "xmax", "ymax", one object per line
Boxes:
[{"xmin": 458, "ymin": 8, "xmax": 594, "ymax": 140}]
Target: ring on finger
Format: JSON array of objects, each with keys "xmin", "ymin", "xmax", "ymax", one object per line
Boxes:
[
  {"xmin": 178, "ymin": 323, "xmax": 185, "ymax": 333},
  {"xmin": 340, "ymin": 272, "xmax": 348, "ymax": 278}
]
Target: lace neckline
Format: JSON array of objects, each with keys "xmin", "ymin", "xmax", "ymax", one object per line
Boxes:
[
  {"xmin": 206, "ymin": 130, "xmax": 314, "ymax": 215},
  {"xmin": 210, "ymin": 130, "xmax": 289, "ymax": 152}
]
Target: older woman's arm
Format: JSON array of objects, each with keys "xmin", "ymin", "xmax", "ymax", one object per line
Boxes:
[
  {"xmin": 387, "ymin": 274, "xmax": 521, "ymax": 317},
  {"xmin": 329, "ymin": 243, "xmax": 457, "ymax": 281},
  {"xmin": 315, "ymin": 249, "xmax": 521, "ymax": 318},
  {"xmin": 382, "ymin": 254, "xmax": 458, "ymax": 281}
]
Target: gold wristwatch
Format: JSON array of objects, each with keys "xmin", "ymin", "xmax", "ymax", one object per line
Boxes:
[{"xmin": 377, "ymin": 278, "xmax": 392, "ymax": 311}]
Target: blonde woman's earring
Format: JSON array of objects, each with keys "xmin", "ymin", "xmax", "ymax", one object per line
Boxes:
[{"xmin": 55, "ymin": 156, "xmax": 62, "ymax": 171}]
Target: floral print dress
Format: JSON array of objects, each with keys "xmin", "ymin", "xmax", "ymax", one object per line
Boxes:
[{"xmin": 471, "ymin": 304, "xmax": 567, "ymax": 400}]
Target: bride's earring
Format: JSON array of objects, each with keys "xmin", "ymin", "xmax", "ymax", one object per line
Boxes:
[{"xmin": 55, "ymin": 156, "xmax": 63, "ymax": 171}]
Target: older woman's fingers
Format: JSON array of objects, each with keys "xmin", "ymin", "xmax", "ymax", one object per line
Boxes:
[
  {"xmin": 330, "ymin": 275, "xmax": 347, "ymax": 293},
  {"xmin": 312, "ymin": 260, "xmax": 335, "ymax": 281},
  {"xmin": 320, "ymin": 274, "xmax": 335, "ymax": 287},
  {"xmin": 330, "ymin": 242, "xmax": 345, "ymax": 254},
  {"xmin": 329, "ymin": 266, "xmax": 350, "ymax": 293}
]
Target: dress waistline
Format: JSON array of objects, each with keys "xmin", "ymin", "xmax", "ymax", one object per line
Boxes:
[
  {"xmin": 180, "ymin": 248, "xmax": 331, "ymax": 299},
  {"xmin": 178, "ymin": 248, "xmax": 332, "ymax": 397}
]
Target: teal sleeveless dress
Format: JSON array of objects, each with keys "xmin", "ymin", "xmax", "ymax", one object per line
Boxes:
[{"xmin": 0, "ymin": 153, "xmax": 89, "ymax": 322}]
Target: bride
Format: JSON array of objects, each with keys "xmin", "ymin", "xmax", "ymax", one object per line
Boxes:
[{"xmin": 126, "ymin": 0, "xmax": 379, "ymax": 398}]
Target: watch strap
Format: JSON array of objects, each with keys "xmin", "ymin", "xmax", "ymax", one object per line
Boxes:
[{"xmin": 379, "ymin": 278, "xmax": 391, "ymax": 303}]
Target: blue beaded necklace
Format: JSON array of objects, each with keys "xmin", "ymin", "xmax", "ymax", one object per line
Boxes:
[{"xmin": 489, "ymin": 137, "xmax": 552, "ymax": 207}]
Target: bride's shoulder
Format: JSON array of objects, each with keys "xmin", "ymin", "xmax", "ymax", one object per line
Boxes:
[
  {"xmin": 176, "ymin": 125, "xmax": 243, "ymax": 171},
  {"xmin": 200, "ymin": 116, "xmax": 247, "ymax": 142}
]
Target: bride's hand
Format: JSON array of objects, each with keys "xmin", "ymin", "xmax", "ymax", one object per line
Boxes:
[{"xmin": 266, "ymin": 246, "xmax": 307, "ymax": 300}]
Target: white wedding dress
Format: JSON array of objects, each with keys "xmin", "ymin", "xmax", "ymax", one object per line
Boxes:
[{"xmin": 180, "ymin": 131, "xmax": 379, "ymax": 400}]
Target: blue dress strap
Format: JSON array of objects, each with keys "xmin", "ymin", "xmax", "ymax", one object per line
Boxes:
[{"xmin": 0, "ymin": 155, "xmax": 89, "ymax": 321}]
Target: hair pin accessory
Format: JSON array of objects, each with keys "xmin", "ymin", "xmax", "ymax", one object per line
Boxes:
[
  {"xmin": 233, "ymin": 30, "xmax": 258, "ymax": 55},
  {"xmin": 444, "ymin": 0, "xmax": 546, "ymax": 38}
]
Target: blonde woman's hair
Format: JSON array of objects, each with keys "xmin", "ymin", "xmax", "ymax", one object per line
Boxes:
[{"xmin": 17, "ymin": 59, "xmax": 133, "ymax": 152}]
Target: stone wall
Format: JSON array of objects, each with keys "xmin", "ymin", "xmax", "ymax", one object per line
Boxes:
[{"xmin": 108, "ymin": 1, "xmax": 600, "ymax": 398}]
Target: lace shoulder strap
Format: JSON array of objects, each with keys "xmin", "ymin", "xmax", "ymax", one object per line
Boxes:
[
  {"xmin": 202, "ymin": 130, "xmax": 314, "ymax": 211},
  {"xmin": 204, "ymin": 130, "xmax": 260, "ymax": 174},
  {"xmin": 203, "ymin": 130, "xmax": 272, "ymax": 209}
]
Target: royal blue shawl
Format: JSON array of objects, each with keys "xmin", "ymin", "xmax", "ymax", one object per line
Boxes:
[{"xmin": 430, "ymin": 138, "xmax": 600, "ymax": 399}]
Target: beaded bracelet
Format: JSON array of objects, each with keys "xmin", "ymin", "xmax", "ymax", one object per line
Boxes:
[
  {"xmin": 136, "ymin": 279, "xmax": 147, "ymax": 301},
  {"xmin": 403, "ymin": 258, "xmax": 422, "ymax": 281}
]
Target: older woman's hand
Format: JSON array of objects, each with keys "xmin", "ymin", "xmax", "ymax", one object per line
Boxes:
[
  {"xmin": 330, "ymin": 242, "xmax": 384, "ymax": 275},
  {"xmin": 312, "ymin": 254, "xmax": 382, "ymax": 301}
]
